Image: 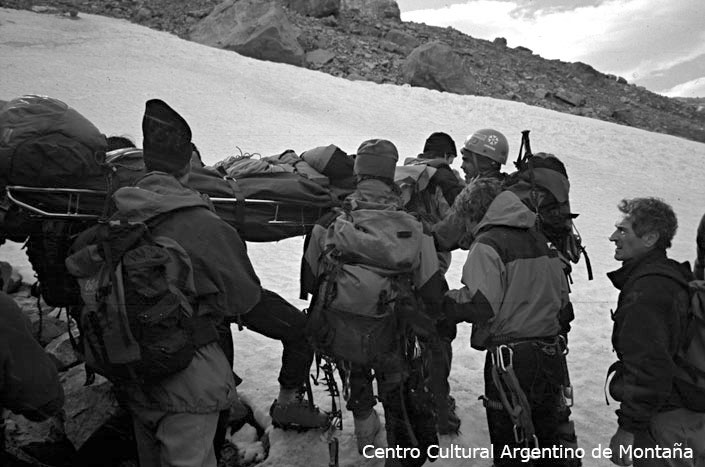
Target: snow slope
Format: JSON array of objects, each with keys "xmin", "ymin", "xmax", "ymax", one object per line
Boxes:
[{"xmin": 2, "ymin": 8, "xmax": 705, "ymax": 466}]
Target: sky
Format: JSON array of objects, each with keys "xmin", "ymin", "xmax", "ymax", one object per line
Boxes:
[
  {"xmin": 398, "ymin": 0, "xmax": 705, "ymax": 98},
  {"xmin": 2, "ymin": 8, "xmax": 705, "ymax": 467}
]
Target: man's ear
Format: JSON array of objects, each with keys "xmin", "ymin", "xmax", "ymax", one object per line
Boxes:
[{"xmin": 643, "ymin": 231, "xmax": 660, "ymax": 248}]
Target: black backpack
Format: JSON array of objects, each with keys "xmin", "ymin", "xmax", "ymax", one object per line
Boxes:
[
  {"xmin": 0, "ymin": 95, "xmax": 108, "ymax": 193},
  {"xmin": 676, "ymin": 280, "xmax": 705, "ymax": 411},
  {"xmin": 506, "ymin": 130, "xmax": 593, "ymax": 280},
  {"xmin": 24, "ymin": 220, "xmax": 89, "ymax": 308},
  {"xmin": 65, "ymin": 219, "xmax": 213, "ymax": 384}
]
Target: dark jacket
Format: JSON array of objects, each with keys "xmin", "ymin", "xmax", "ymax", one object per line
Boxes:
[
  {"xmin": 108, "ymin": 171, "xmax": 262, "ymax": 412},
  {"xmin": 695, "ymin": 213, "xmax": 705, "ymax": 280},
  {"xmin": 607, "ymin": 249, "xmax": 694, "ymax": 432},
  {"xmin": 0, "ymin": 291, "xmax": 64, "ymax": 421},
  {"xmin": 113, "ymin": 172, "xmax": 262, "ymax": 323}
]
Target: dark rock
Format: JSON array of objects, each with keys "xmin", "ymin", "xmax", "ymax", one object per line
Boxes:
[
  {"xmin": 187, "ymin": 8, "xmax": 212, "ymax": 19},
  {"xmin": 554, "ymin": 90, "xmax": 586, "ymax": 107},
  {"xmin": 4, "ymin": 412, "xmax": 75, "ymax": 466},
  {"xmin": 135, "ymin": 7, "xmax": 152, "ymax": 21},
  {"xmin": 32, "ymin": 316, "xmax": 67, "ymax": 347},
  {"xmin": 320, "ymin": 15, "xmax": 338, "ymax": 27},
  {"xmin": 402, "ymin": 41, "xmax": 475, "ymax": 94},
  {"xmin": 493, "ymin": 37, "xmax": 507, "ymax": 47},
  {"xmin": 286, "ymin": 0, "xmax": 340, "ymax": 18},
  {"xmin": 45, "ymin": 332, "xmax": 80, "ymax": 370},
  {"xmin": 612, "ymin": 108, "xmax": 634, "ymax": 123},
  {"xmin": 380, "ymin": 40, "xmax": 401, "ymax": 53},
  {"xmin": 385, "ymin": 29, "xmax": 418, "ymax": 49},
  {"xmin": 61, "ymin": 365, "xmax": 122, "ymax": 450},
  {"xmin": 340, "ymin": 0, "xmax": 400, "ymax": 21},
  {"xmin": 306, "ymin": 48, "xmax": 335, "ymax": 65},
  {"xmin": 0, "ymin": 260, "xmax": 22, "ymax": 293},
  {"xmin": 190, "ymin": 0, "xmax": 305, "ymax": 66},
  {"xmin": 572, "ymin": 61, "xmax": 601, "ymax": 77}
]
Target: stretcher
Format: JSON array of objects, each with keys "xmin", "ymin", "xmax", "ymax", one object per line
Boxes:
[{"xmin": 3, "ymin": 163, "xmax": 341, "ymax": 242}]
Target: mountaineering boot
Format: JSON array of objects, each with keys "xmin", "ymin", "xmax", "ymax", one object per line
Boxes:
[
  {"xmin": 269, "ymin": 399, "xmax": 329, "ymax": 430},
  {"xmin": 437, "ymin": 395, "xmax": 461, "ymax": 435},
  {"xmin": 353, "ymin": 409, "xmax": 381, "ymax": 454},
  {"xmin": 269, "ymin": 393, "xmax": 330, "ymax": 431}
]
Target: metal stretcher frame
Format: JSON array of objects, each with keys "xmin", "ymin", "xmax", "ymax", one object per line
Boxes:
[
  {"xmin": 5, "ymin": 185, "xmax": 324, "ymax": 227},
  {"xmin": 5, "ymin": 186, "xmax": 104, "ymax": 220}
]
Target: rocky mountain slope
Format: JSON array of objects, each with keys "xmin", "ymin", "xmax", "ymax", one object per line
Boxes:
[{"xmin": 3, "ymin": 0, "xmax": 705, "ymax": 144}]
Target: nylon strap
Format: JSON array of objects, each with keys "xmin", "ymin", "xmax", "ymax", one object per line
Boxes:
[{"xmin": 490, "ymin": 345, "xmax": 538, "ymax": 446}]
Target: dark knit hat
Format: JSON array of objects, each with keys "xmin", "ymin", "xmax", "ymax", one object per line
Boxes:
[
  {"xmin": 142, "ymin": 99, "xmax": 192, "ymax": 173},
  {"xmin": 421, "ymin": 132, "xmax": 457, "ymax": 159},
  {"xmin": 354, "ymin": 139, "xmax": 399, "ymax": 180}
]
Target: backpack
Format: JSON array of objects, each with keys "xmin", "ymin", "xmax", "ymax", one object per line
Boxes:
[
  {"xmin": 609, "ymin": 273, "xmax": 705, "ymax": 411},
  {"xmin": 305, "ymin": 208, "xmax": 426, "ymax": 366},
  {"xmin": 65, "ymin": 219, "xmax": 205, "ymax": 384},
  {"xmin": 395, "ymin": 164, "xmax": 450, "ymax": 226},
  {"xmin": 674, "ymin": 280, "xmax": 705, "ymax": 411},
  {"xmin": 301, "ymin": 144, "xmax": 355, "ymax": 191},
  {"xmin": 24, "ymin": 220, "xmax": 91, "ymax": 308},
  {"xmin": 0, "ymin": 95, "xmax": 108, "ymax": 193},
  {"xmin": 506, "ymin": 130, "xmax": 593, "ymax": 280}
]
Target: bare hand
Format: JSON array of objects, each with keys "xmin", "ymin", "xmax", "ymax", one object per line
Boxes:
[{"xmin": 609, "ymin": 427, "xmax": 634, "ymax": 466}]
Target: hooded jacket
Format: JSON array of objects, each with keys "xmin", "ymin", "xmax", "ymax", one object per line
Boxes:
[
  {"xmin": 113, "ymin": 172, "xmax": 262, "ymax": 322},
  {"xmin": 607, "ymin": 248, "xmax": 695, "ymax": 432},
  {"xmin": 107, "ymin": 171, "xmax": 262, "ymax": 413},
  {"xmin": 444, "ymin": 190, "xmax": 570, "ymax": 350}
]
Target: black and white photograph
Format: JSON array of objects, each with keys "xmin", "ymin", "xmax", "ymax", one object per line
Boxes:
[{"xmin": 1, "ymin": 1, "xmax": 704, "ymax": 466}]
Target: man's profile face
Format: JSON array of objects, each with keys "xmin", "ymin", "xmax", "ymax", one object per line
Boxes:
[
  {"xmin": 609, "ymin": 216, "xmax": 652, "ymax": 261},
  {"xmin": 460, "ymin": 149, "xmax": 480, "ymax": 182}
]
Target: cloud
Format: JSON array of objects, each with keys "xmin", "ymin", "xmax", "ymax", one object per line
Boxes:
[
  {"xmin": 401, "ymin": 0, "xmax": 705, "ymax": 94},
  {"xmin": 661, "ymin": 77, "xmax": 705, "ymax": 98}
]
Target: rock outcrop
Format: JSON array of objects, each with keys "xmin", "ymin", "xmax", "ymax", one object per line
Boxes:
[
  {"xmin": 286, "ymin": 0, "xmax": 339, "ymax": 18},
  {"xmin": 189, "ymin": 0, "xmax": 306, "ymax": 66},
  {"xmin": 3, "ymin": 0, "xmax": 705, "ymax": 143},
  {"xmin": 401, "ymin": 41, "xmax": 475, "ymax": 95}
]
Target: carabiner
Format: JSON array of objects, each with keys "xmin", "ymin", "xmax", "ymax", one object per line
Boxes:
[
  {"xmin": 497, "ymin": 344, "xmax": 513, "ymax": 371},
  {"xmin": 513, "ymin": 424, "xmax": 525, "ymax": 444}
]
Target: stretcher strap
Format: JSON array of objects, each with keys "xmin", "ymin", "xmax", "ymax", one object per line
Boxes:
[{"xmin": 223, "ymin": 177, "xmax": 245, "ymax": 226}]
